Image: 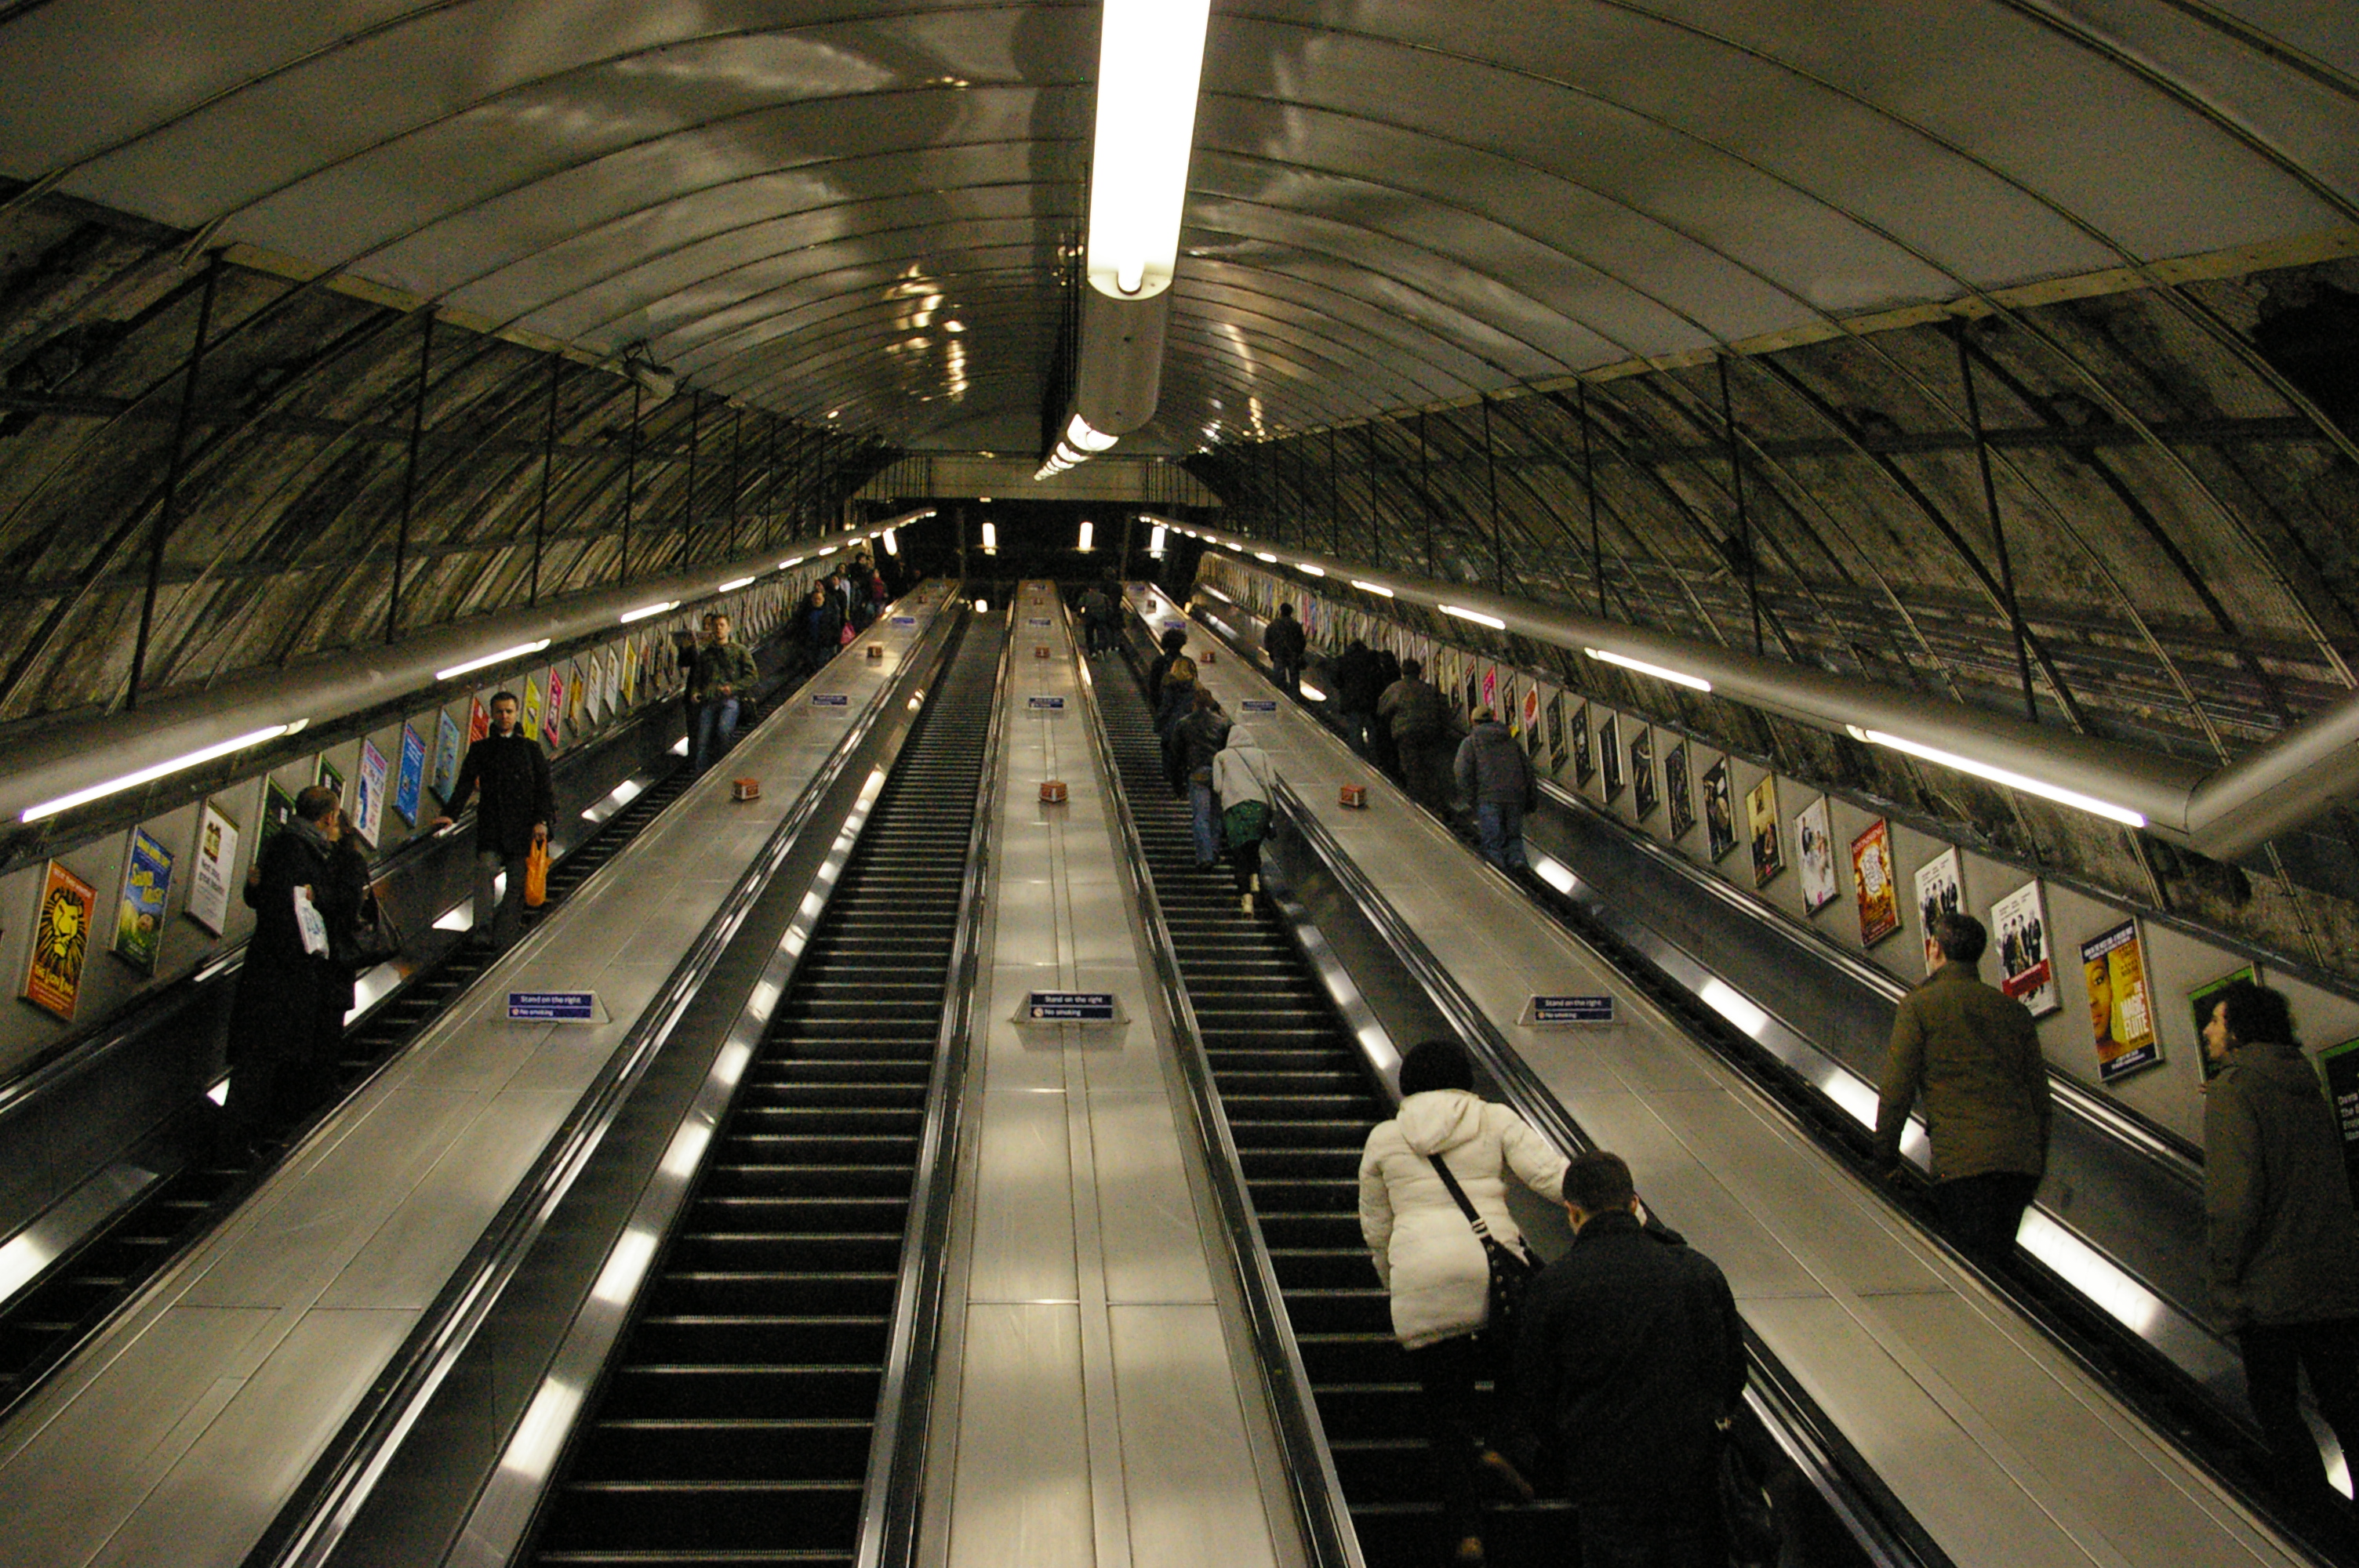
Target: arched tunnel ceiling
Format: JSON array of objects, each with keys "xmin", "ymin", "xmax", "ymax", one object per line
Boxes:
[{"xmin": 2, "ymin": 2, "xmax": 2354, "ymax": 448}]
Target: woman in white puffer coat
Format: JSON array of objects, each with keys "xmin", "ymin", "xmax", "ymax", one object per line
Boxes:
[{"xmin": 1360, "ymin": 1039, "xmax": 1568, "ymax": 1566}]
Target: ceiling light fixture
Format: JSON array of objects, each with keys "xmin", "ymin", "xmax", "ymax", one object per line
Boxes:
[
  {"xmin": 1066, "ymin": 413, "xmax": 1119, "ymax": 453},
  {"xmin": 436, "ymin": 638, "xmax": 552, "ymax": 682},
  {"xmin": 881, "ymin": 528, "xmax": 900, "ymax": 556},
  {"xmin": 1296, "ymin": 562, "xmax": 1325, "ymax": 576},
  {"xmin": 1440, "ymin": 604, "xmax": 1507, "ymax": 630},
  {"xmin": 716, "ymin": 576, "xmax": 756, "ymax": 593},
  {"xmin": 1350, "ymin": 580, "xmax": 1394, "ymax": 597},
  {"xmin": 620, "ymin": 601, "xmax": 679, "ymax": 624},
  {"xmin": 1149, "ymin": 524, "xmax": 1167, "ymax": 558},
  {"xmin": 1849, "ymin": 726, "xmax": 2147, "ymax": 827},
  {"xmin": 1584, "ymin": 647, "xmax": 1713, "ymax": 693},
  {"xmin": 1085, "ymin": 0, "xmax": 1212, "ymax": 299},
  {"xmin": 23, "ymin": 724, "xmax": 297, "ymax": 822},
  {"xmin": 1078, "ymin": 520, "xmax": 1096, "ymax": 552}
]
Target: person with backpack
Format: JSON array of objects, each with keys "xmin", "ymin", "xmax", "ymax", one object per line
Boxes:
[
  {"xmin": 1359, "ymin": 1040, "xmax": 1567, "ymax": 1566},
  {"xmin": 1172, "ymin": 684, "xmax": 1232, "ymax": 867},
  {"xmin": 1212, "ymin": 720, "xmax": 1274, "ymax": 910}
]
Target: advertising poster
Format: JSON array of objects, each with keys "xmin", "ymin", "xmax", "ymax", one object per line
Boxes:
[
  {"xmin": 1914, "ymin": 848, "xmax": 1965, "ymax": 975},
  {"xmin": 1600, "ymin": 713, "xmax": 1624, "ymax": 800},
  {"xmin": 394, "ymin": 722, "xmax": 427, "ymax": 827},
  {"xmin": 522, "ymin": 677, "xmax": 543, "ymax": 740},
  {"xmin": 2318, "ymin": 1036, "xmax": 2359, "ymax": 1203},
  {"xmin": 316, "ymin": 755, "xmax": 345, "ymax": 808},
  {"xmin": 1521, "ymin": 684, "xmax": 1542, "ymax": 757},
  {"xmin": 1630, "ymin": 727, "xmax": 1659, "ymax": 818},
  {"xmin": 1991, "ymin": 880, "xmax": 2059, "ymax": 1017},
  {"xmin": 258, "ymin": 776, "xmax": 297, "ymax": 854},
  {"xmin": 434, "ymin": 709, "xmax": 463, "ymax": 801},
  {"xmin": 1747, "ymin": 775, "xmax": 1784, "ymax": 887},
  {"xmin": 1547, "ymin": 692, "xmax": 1567, "ymax": 778},
  {"xmin": 543, "ymin": 668, "xmax": 563, "ymax": 749},
  {"xmin": 623, "ymin": 640, "xmax": 640, "ymax": 706},
  {"xmin": 1481, "ymin": 664, "xmax": 1499, "ymax": 719},
  {"xmin": 2081, "ymin": 919, "xmax": 2162, "ymax": 1082},
  {"xmin": 1666, "ymin": 742, "xmax": 1695, "ymax": 839},
  {"xmin": 1852, "ymin": 818, "xmax": 1901, "ymax": 946},
  {"xmin": 469, "ymin": 694, "xmax": 489, "ymax": 744},
  {"xmin": 187, "ymin": 800, "xmax": 238, "ymax": 937},
  {"xmin": 354, "ymin": 737, "xmax": 390, "ymax": 847},
  {"xmin": 1463, "ymin": 667, "xmax": 1481, "ymax": 725},
  {"xmin": 1703, "ymin": 758, "xmax": 1736, "ymax": 861},
  {"xmin": 112, "ymin": 828, "xmax": 174, "ymax": 975},
  {"xmin": 2189, "ymin": 966, "xmax": 2257, "ymax": 1084},
  {"xmin": 567, "ymin": 660, "xmax": 587, "ymax": 731},
  {"xmin": 1796, "ymin": 796, "xmax": 1837, "ymax": 913},
  {"xmin": 1570, "ymin": 701, "xmax": 1594, "ymax": 786},
  {"xmin": 24, "ymin": 860, "xmax": 96, "ymax": 1020}
]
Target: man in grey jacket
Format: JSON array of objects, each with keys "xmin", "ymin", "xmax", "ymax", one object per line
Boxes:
[
  {"xmin": 2204, "ymin": 978, "xmax": 2359, "ymax": 1536},
  {"xmin": 1452, "ymin": 706, "xmax": 1536, "ymax": 869},
  {"xmin": 1874, "ymin": 912, "xmax": 2051, "ymax": 1270}
]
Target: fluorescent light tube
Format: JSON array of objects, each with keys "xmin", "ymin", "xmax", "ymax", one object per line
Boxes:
[
  {"xmin": 619, "ymin": 601, "xmax": 678, "ymax": 624},
  {"xmin": 1441, "ymin": 604, "xmax": 1507, "ymax": 630},
  {"xmin": 1350, "ymin": 579, "xmax": 1394, "ymax": 597},
  {"xmin": 1298, "ymin": 682, "xmax": 1327, "ymax": 701},
  {"xmin": 1253, "ymin": 550, "xmax": 1278, "ymax": 562},
  {"xmin": 1066, "ymin": 413, "xmax": 1118, "ymax": 453},
  {"xmin": 881, "ymin": 528, "xmax": 899, "ymax": 556},
  {"xmin": 23, "ymin": 723, "xmax": 293, "ymax": 822},
  {"xmin": 1149, "ymin": 524, "xmax": 1168, "ymax": 558},
  {"xmin": 981, "ymin": 521, "xmax": 998, "ymax": 550},
  {"xmin": 780, "ymin": 556, "xmax": 805, "ymax": 568},
  {"xmin": 1201, "ymin": 586, "xmax": 1232, "ymax": 604},
  {"xmin": 1857, "ymin": 728, "xmax": 2148, "ymax": 827},
  {"xmin": 1085, "ymin": 0, "xmax": 1211, "ymax": 299},
  {"xmin": 1584, "ymin": 647, "xmax": 1713, "ymax": 693},
  {"xmin": 435, "ymin": 638, "xmax": 551, "ymax": 681},
  {"xmin": 716, "ymin": 576, "xmax": 755, "ymax": 593},
  {"xmin": 1296, "ymin": 562, "xmax": 1325, "ymax": 576},
  {"xmin": 1078, "ymin": 520, "xmax": 1095, "ymax": 551}
]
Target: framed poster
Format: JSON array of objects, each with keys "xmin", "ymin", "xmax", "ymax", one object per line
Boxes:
[
  {"xmin": 1463, "ymin": 667, "xmax": 1481, "ymax": 725},
  {"xmin": 522, "ymin": 673, "xmax": 544, "ymax": 743},
  {"xmin": 259, "ymin": 776, "xmax": 297, "ymax": 853},
  {"xmin": 1747, "ymin": 775, "xmax": 1784, "ymax": 887},
  {"xmin": 434, "ymin": 709, "xmax": 464, "ymax": 800},
  {"xmin": 469, "ymin": 694, "xmax": 490, "ymax": 744},
  {"xmin": 2189, "ymin": 965, "xmax": 2257, "ymax": 1084},
  {"xmin": 1571, "ymin": 701, "xmax": 1594, "ymax": 786},
  {"xmin": 316, "ymin": 756, "xmax": 345, "ymax": 808},
  {"xmin": 353, "ymin": 738, "xmax": 389, "ymax": 848},
  {"xmin": 1630, "ymin": 727, "xmax": 1659, "ymax": 819},
  {"xmin": 187, "ymin": 800, "xmax": 238, "ymax": 937},
  {"xmin": 1703, "ymin": 758, "xmax": 1737, "ymax": 862},
  {"xmin": 1600, "ymin": 713, "xmax": 1624, "ymax": 800},
  {"xmin": 1521, "ymin": 684, "xmax": 1542, "ymax": 757},
  {"xmin": 2318, "ymin": 1036, "xmax": 2359, "ymax": 1202},
  {"xmin": 24, "ymin": 860, "xmax": 97, "ymax": 1020},
  {"xmin": 567, "ymin": 660, "xmax": 587, "ymax": 730},
  {"xmin": 1991, "ymin": 879, "xmax": 2059, "ymax": 1017},
  {"xmin": 2081, "ymin": 920, "xmax": 2162, "ymax": 1082},
  {"xmin": 1914, "ymin": 848, "xmax": 1964, "ymax": 975},
  {"xmin": 1852, "ymin": 818, "xmax": 1901, "ymax": 946},
  {"xmin": 1796, "ymin": 796, "xmax": 1837, "ymax": 913},
  {"xmin": 1481, "ymin": 664, "xmax": 1499, "ymax": 719},
  {"xmin": 113, "ymin": 828, "xmax": 174, "ymax": 975},
  {"xmin": 1547, "ymin": 692, "xmax": 1568, "ymax": 778},
  {"xmin": 1665, "ymin": 742, "xmax": 1695, "ymax": 839},
  {"xmin": 544, "ymin": 666, "xmax": 565, "ymax": 748},
  {"xmin": 393, "ymin": 722, "xmax": 427, "ymax": 827}
]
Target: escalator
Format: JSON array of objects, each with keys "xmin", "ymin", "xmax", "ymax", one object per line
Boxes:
[
  {"xmin": 0, "ymin": 755, "xmax": 703, "ymax": 1421},
  {"xmin": 1092, "ymin": 662, "xmax": 1563, "ymax": 1568},
  {"xmin": 522, "ymin": 625, "xmax": 998, "ymax": 1568}
]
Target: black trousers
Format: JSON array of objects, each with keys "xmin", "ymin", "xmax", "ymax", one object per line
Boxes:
[
  {"xmin": 1576, "ymin": 1501, "xmax": 1721, "ymax": 1568},
  {"xmin": 2241, "ymin": 1318, "xmax": 2359, "ymax": 1518},
  {"xmin": 1934, "ymin": 1170, "xmax": 2040, "ymax": 1271},
  {"xmin": 1405, "ymin": 1332, "xmax": 1488, "ymax": 1544}
]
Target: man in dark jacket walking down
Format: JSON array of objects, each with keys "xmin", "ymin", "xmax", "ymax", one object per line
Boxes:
[
  {"xmin": 1454, "ymin": 706, "xmax": 1537, "ymax": 869},
  {"xmin": 1332, "ymin": 637, "xmax": 1383, "ymax": 754},
  {"xmin": 2202, "ymin": 979, "xmax": 2359, "ymax": 1538},
  {"xmin": 1874, "ymin": 913, "xmax": 2052, "ymax": 1270},
  {"xmin": 1516, "ymin": 1151, "xmax": 1746, "ymax": 1568},
  {"xmin": 1379, "ymin": 658, "xmax": 1455, "ymax": 811},
  {"xmin": 224, "ymin": 784, "xmax": 351, "ymax": 1150},
  {"xmin": 1172, "ymin": 685, "xmax": 1233, "ymax": 868},
  {"xmin": 1079, "ymin": 582, "xmax": 1116, "ymax": 657},
  {"xmin": 689, "ymin": 612, "xmax": 758, "ymax": 772},
  {"xmin": 431, "ymin": 690, "xmax": 554, "ymax": 951},
  {"xmin": 1263, "ymin": 602, "xmax": 1307, "ymax": 695}
]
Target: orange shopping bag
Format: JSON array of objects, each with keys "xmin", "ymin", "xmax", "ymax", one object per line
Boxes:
[{"xmin": 524, "ymin": 834, "xmax": 550, "ymax": 907}]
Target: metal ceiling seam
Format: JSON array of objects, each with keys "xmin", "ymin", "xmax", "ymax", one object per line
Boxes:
[
  {"xmin": 2141, "ymin": 0, "xmax": 2359, "ymax": 100},
  {"xmin": 1168, "ymin": 270, "xmax": 1507, "ymax": 397},
  {"xmin": 696, "ymin": 281, "xmax": 1054, "ymax": 379},
  {"xmin": 1153, "ymin": 305, "xmax": 1457, "ymax": 414}
]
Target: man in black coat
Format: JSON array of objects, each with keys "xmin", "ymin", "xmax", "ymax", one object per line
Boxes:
[
  {"xmin": 224, "ymin": 784, "xmax": 348, "ymax": 1149},
  {"xmin": 431, "ymin": 690, "xmax": 554, "ymax": 949},
  {"xmin": 1332, "ymin": 638, "xmax": 1383, "ymax": 755},
  {"xmin": 1517, "ymin": 1151, "xmax": 1747, "ymax": 1568},
  {"xmin": 1263, "ymin": 602, "xmax": 1307, "ymax": 695}
]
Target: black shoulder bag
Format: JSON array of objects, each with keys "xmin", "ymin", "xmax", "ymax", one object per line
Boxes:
[{"xmin": 1427, "ymin": 1153, "xmax": 1537, "ymax": 1376}]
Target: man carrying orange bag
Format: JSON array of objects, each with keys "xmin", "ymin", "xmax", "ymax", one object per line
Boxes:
[{"xmin": 431, "ymin": 689, "xmax": 554, "ymax": 951}]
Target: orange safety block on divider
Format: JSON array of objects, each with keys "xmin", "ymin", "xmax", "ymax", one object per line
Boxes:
[
  {"xmin": 866, "ymin": 643, "xmax": 885, "ymax": 659},
  {"xmin": 1034, "ymin": 645, "xmax": 1051, "ymax": 659},
  {"xmin": 1199, "ymin": 648, "xmax": 1216, "ymax": 663},
  {"xmin": 732, "ymin": 778, "xmax": 761, "ymax": 802},
  {"xmin": 1040, "ymin": 780, "xmax": 1069, "ymax": 804},
  {"xmin": 1339, "ymin": 784, "xmax": 1369, "ymax": 808}
]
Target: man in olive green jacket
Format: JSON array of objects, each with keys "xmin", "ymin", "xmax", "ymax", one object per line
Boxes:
[
  {"xmin": 2202, "ymin": 978, "xmax": 2359, "ymax": 1532},
  {"xmin": 1874, "ymin": 913, "xmax": 2052, "ymax": 1269},
  {"xmin": 689, "ymin": 612, "xmax": 759, "ymax": 773}
]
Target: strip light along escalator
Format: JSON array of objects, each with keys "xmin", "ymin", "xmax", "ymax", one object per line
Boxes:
[
  {"xmin": 0, "ymin": 756, "xmax": 707, "ymax": 1421},
  {"xmin": 522, "ymin": 634, "xmax": 997, "ymax": 1568},
  {"xmin": 1092, "ymin": 666, "xmax": 1565, "ymax": 1568}
]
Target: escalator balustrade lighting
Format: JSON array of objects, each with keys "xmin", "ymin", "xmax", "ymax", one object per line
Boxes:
[
  {"xmin": 22, "ymin": 721, "xmax": 301, "ymax": 822},
  {"xmin": 437, "ymin": 638, "xmax": 553, "ymax": 682},
  {"xmin": 1085, "ymin": 0, "xmax": 1211, "ymax": 299},
  {"xmin": 1584, "ymin": 646, "xmax": 1712, "ymax": 694},
  {"xmin": 1845, "ymin": 726, "xmax": 2147, "ymax": 828}
]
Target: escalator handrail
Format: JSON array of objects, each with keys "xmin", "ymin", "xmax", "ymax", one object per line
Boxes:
[
  {"xmin": 855, "ymin": 596, "xmax": 1011, "ymax": 1568},
  {"xmin": 1261, "ymin": 765, "xmax": 1954, "ymax": 1568},
  {"xmin": 249, "ymin": 598, "xmax": 967, "ymax": 1568},
  {"xmin": 1075, "ymin": 608, "xmax": 1369, "ymax": 1568}
]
